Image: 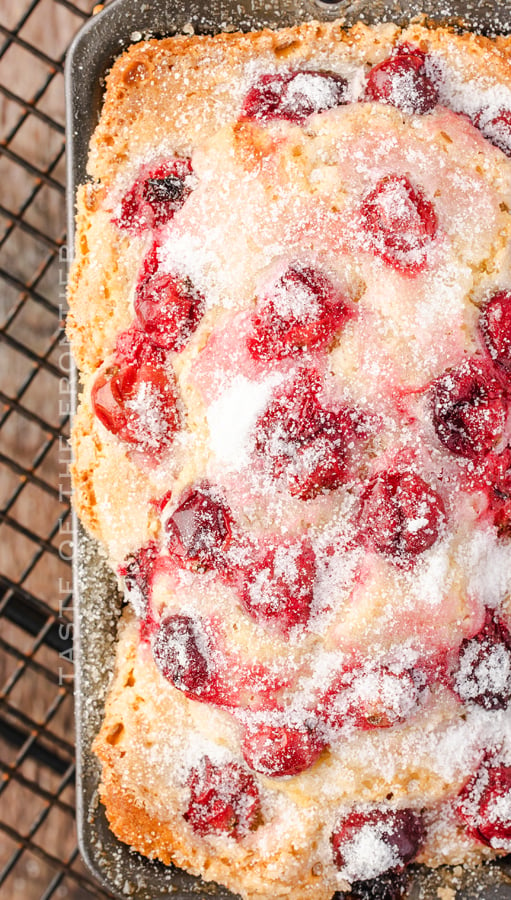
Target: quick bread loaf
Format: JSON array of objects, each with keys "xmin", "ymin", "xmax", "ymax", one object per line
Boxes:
[{"xmin": 67, "ymin": 19, "xmax": 511, "ymax": 899}]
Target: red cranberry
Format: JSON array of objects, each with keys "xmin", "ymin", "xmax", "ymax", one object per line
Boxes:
[
  {"xmin": 254, "ymin": 371, "xmax": 360, "ymax": 499},
  {"xmin": 360, "ymin": 174, "xmax": 438, "ymax": 274},
  {"xmin": 358, "ymin": 470, "xmax": 445, "ymax": 559},
  {"xmin": 165, "ymin": 483, "xmax": 233, "ymax": 571},
  {"xmin": 478, "ymin": 447, "xmax": 511, "ymax": 535},
  {"xmin": 453, "ymin": 614, "xmax": 511, "ymax": 710},
  {"xmin": 237, "ymin": 537, "xmax": 316, "ymax": 632},
  {"xmin": 365, "ymin": 44, "xmax": 438, "ymax": 115},
  {"xmin": 135, "ymin": 268, "xmax": 204, "ymax": 352},
  {"xmin": 455, "ymin": 761, "xmax": 511, "ymax": 847},
  {"xmin": 331, "ymin": 808, "xmax": 425, "ymax": 881},
  {"xmin": 91, "ymin": 352, "xmax": 181, "ymax": 455},
  {"xmin": 241, "ymin": 70, "xmax": 348, "ymax": 124},
  {"xmin": 152, "ymin": 614, "xmax": 210, "ymax": 698},
  {"xmin": 118, "ymin": 541, "xmax": 158, "ymax": 618},
  {"xmin": 184, "ymin": 756, "xmax": 261, "ymax": 838},
  {"xmin": 320, "ymin": 666, "xmax": 421, "ymax": 731},
  {"xmin": 432, "ymin": 358, "xmax": 507, "ymax": 458},
  {"xmin": 480, "ymin": 291, "xmax": 511, "ymax": 375},
  {"xmin": 115, "ymin": 159, "xmax": 195, "ymax": 232},
  {"xmin": 474, "ymin": 108, "xmax": 511, "ymax": 158},
  {"xmin": 241, "ymin": 722, "xmax": 326, "ymax": 777},
  {"xmin": 248, "ymin": 264, "xmax": 350, "ymax": 361},
  {"xmin": 113, "ymin": 325, "xmax": 158, "ymax": 366}
]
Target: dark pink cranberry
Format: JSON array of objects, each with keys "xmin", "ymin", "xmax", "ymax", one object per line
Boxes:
[
  {"xmin": 453, "ymin": 614, "xmax": 511, "ymax": 710},
  {"xmin": 320, "ymin": 666, "xmax": 422, "ymax": 731},
  {"xmin": 480, "ymin": 291, "xmax": 511, "ymax": 376},
  {"xmin": 115, "ymin": 159, "xmax": 195, "ymax": 232},
  {"xmin": 135, "ymin": 271, "xmax": 205, "ymax": 352},
  {"xmin": 184, "ymin": 756, "xmax": 261, "ymax": 838},
  {"xmin": 237, "ymin": 537, "xmax": 316, "ymax": 632},
  {"xmin": 165, "ymin": 483, "xmax": 233, "ymax": 571},
  {"xmin": 474, "ymin": 108, "xmax": 511, "ymax": 158},
  {"xmin": 152, "ymin": 614, "xmax": 210, "ymax": 698},
  {"xmin": 365, "ymin": 44, "xmax": 438, "ymax": 115},
  {"xmin": 360, "ymin": 174, "xmax": 438, "ymax": 274},
  {"xmin": 241, "ymin": 70, "xmax": 348, "ymax": 124},
  {"xmin": 119, "ymin": 541, "xmax": 158, "ymax": 618},
  {"xmin": 358, "ymin": 470, "xmax": 445, "ymax": 558},
  {"xmin": 91, "ymin": 347, "xmax": 181, "ymax": 455},
  {"xmin": 254, "ymin": 370, "xmax": 361, "ymax": 499},
  {"xmin": 248, "ymin": 263, "xmax": 350, "ymax": 361},
  {"xmin": 241, "ymin": 722, "xmax": 326, "ymax": 777},
  {"xmin": 455, "ymin": 761, "xmax": 511, "ymax": 846},
  {"xmin": 432, "ymin": 358, "xmax": 507, "ymax": 458},
  {"xmin": 331, "ymin": 808, "xmax": 425, "ymax": 880}
]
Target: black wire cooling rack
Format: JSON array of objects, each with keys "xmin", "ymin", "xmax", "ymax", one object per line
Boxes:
[{"xmin": 0, "ymin": 2, "xmax": 115, "ymax": 897}]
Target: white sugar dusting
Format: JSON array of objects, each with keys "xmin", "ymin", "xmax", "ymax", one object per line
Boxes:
[
  {"xmin": 207, "ymin": 373, "xmax": 283, "ymax": 469},
  {"xmin": 340, "ymin": 824, "xmax": 399, "ymax": 882}
]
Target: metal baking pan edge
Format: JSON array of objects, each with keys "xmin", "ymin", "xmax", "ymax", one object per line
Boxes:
[{"xmin": 65, "ymin": 0, "xmax": 511, "ymax": 897}]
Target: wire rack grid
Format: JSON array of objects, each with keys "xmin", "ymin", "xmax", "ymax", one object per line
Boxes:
[{"xmin": 0, "ymin": 1, "xmax": 116, "ymax": 897}]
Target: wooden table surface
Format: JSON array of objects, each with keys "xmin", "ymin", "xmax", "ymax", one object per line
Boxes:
[{"xmin": 0, "ymin": 2, "xmax": 113, "ymax": 898}]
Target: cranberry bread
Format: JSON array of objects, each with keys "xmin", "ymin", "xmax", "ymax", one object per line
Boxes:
[{"xmin": 68, "ymin": 19, "xmax": 511, "ymax": 900}]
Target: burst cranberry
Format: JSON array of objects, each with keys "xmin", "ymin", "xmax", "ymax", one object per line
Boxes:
[
  {"xmin": 453, "ymin": 614, "xmax": 511, "ymax": 710},
  {"xmin": 248, "ymin": 264, "xmax": 350, "ymax": 361},
  {"xmin": 432, "ymin": 358, "xmax": 507, "ymax": 458},
  {"xmin": 365, "ymin": 44, "xmax": 438, "ymax": 115},
  {"xmin": 115, "ymin": 159, "xmax": 195, "ymax": 232},
  {"xmin": 321, "ymin": 666, "xmax": 421, "ymax": 731},
  {"xmin": 91, "ymin": 352, "xmax": 181, "ymax": 455},
  {"xmin": 152, "ymin": 614, "xmax": 210, "ymax": 698},
  {"xmin": 165, "ymin": 483, "xmax": 233, "ymax": 571},
  {"xmin": 241, "ymin": 70, "xmax": 348, "ymax": 124},
  {"xmin": 360, "ymin": 174, "xmax": 438, "ymax": 274},
  {"xmin": 455, "ymin": 761, "xmax": 511, "ymax": 847},
  {"xmin": 241, "ymin": 722, "xmax": 326, "ymax": 777},
  {"xmin": 119, "ymin": 541, "xmax": 158, "ymax": 618},
  {"xmin": 237, "ymin": 537, "xmax": 316, "ymax": 632},
  {"xmin": 254, "ymin": 371, "xmax": 361, "ymax": 499},
  {"xmin": 480, "ymin": 291, "xmax": 511, "ymax": 375},
  {"xmin": 474, "ymin": 107, "xmax": 511, "ymax": 158},
  {"xmin": 135, "ymin": 271, "xmax": 205, "ymax": 351},
  {"xmin": 331, "ymin": 808, "xmax": 425, "ymax": 881},
  {"xmin": 358, "ymin": 470, "xmax": 445, "ymax": 559},
  {"xmin": 184, "ymin": 756, "xmax": 261, "ymax": 839}
]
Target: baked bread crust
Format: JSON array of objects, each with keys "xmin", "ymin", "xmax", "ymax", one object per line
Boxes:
[{"xmin": 69, "ymin": 17, "xmax": 511, "ymax": 899}]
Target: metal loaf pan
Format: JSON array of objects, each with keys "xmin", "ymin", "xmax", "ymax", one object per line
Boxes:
[{"xmin": 66, "ymin": 1, "xmax": 511, "ymax": 897}]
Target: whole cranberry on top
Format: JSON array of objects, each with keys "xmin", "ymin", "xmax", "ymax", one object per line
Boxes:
[
  {"xmin": 184, "ymin": 756, "xmax": 261, "ymax": 839},
  {"xmin": 455, "ymin": 759, "xmax": 511, "ymax": 848},
  {"xmin": 248, "ymin": 263, "xmax": 351, "ymax": 361},
  {"xmin": 91, "ymin": 331, "xmax": 181, "ymax": 457},
  {"xmin": 114, "ymin": 158, "xmax": 195, "ymax": 232},
  {"xmin": 241, "ymin": 70, "xmax": 348, "ymax": 124},
  {"xmin": 365, "ymin": 44, "xmax": 438, "ymax": 115},
  {"xmin": 360, "ymin": 175, "xmax": 438, "ymax": 274},
  {"xmin": 331, "ymin": 807, "xmax": 425, "ymax": 882},
  {"xmin": 432, "ymin": 357, "xmax": 507, "ymax": 459},
  {"xmin": 453, "ymin": 613, "xmax": 511, "ymax": 710},
  {"xmin": 241, "ymin": 721, "xmax": 326, "ymax": 777},
  {"xmin": 357, "ymin": 469, "xmax": 445, "ymax": 560},
  {"xmin": 164, "ymin": 482, "xmax": 233, "ymax": 572}
]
